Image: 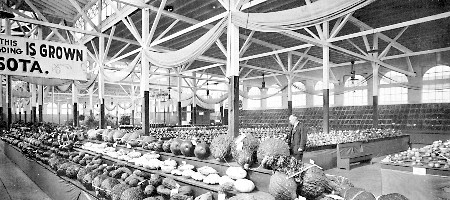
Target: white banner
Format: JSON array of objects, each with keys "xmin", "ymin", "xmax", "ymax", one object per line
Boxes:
[{"xmin": 0, "ymin": 35, "xmax": 87, "ymax": 80}]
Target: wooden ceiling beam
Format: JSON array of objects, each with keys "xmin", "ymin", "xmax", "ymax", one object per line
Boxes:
[
  {"xmin": 330, "ymin": 12, "xmax": 450, "ymax": 44},
  {"xmin": 24, "ymin": 0, "xmax": 67, "ymax": 42},
  {"xmin": 68, "ymin": 0, "xmax": 100, "ymax": 32}
]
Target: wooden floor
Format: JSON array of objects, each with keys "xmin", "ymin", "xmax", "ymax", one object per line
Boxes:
[{"xmin": 0, "ymin": 143, "xmax": 52, "ymax": 200}]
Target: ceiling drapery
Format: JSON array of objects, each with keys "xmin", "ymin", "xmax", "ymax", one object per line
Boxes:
[
  {"xmin": 101, "ymin": 52, "xmax": 142, "ymax": 83},
  {"xmin": 232, "ymin": 0, "xmax": 375, "ymax": 32},
  {"xmin": 145, "ymin": 17, "xmax": 228, "ymax": 68}
]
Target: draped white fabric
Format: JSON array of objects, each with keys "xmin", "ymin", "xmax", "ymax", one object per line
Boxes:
[
  {"xmin": 102, "ymin": 52, "xmax": 142, "ymax": 83},
  {"xmin": 232, "ymin": 0, "xmax": 375, "ymax": 32},
  {"xmin": 145, "ymin": 17, "xmax": 228, "ymax": 68},
  {"xmin": 118, "ymin": 103, "xmax": 133, "ymax": 110},
  {"xmin": 73, "ymin": 73, "xmax": 98, "ymax": 90},
  {"xmin": 239, "ymin": 86, "xmax": 287, "ymax": 100},
  {"xmin": 57, "ymin": 84, "xmax": 71, "ymax": 92},
  {"xmin": 195, "ymin": 93, "xmax": 228, "ymax": 105}
]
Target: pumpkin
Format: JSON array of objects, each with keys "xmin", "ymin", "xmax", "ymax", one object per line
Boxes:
[
  {"xmin": 226, "ymin": 166, "xmax": 247, "ymax": 179},
  {"xmin": 269, "ymin": 172, "xmax": 297, "ymax": 200},
  {"xmin": 234, "ymin": 179, "xmax": 255, "ymax": 193}
]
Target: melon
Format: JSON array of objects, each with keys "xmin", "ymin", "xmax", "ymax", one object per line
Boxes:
[
  {"xmin": 170, "ymin": 139, "xmax": 183, "ymax": 155},
  {"xmin": 343, "ymin": 187, "xmax": 376, "ymax": 200},
  {"xmin": 194, "ymin": 143, "xmax": 210, "ymax": 159},
  {"xmin": 378, "ymin": 193, "xmax": 409, "ymax": 200},
  {"xmin": 180, "ymin": 140, "xmax": 195, "ymax": 157}
]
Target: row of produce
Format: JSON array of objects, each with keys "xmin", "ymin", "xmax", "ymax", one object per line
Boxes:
[
  {"xmin": 1, "ymin": 122, "xmax": 409, "ymax": 200},
  {"xmin": 112, "ymin": 126, "xmax": 404, "ymax": 148},
  {"xmin": 382, "ymin": 140, "xmax": 450, "ymax": 169}
]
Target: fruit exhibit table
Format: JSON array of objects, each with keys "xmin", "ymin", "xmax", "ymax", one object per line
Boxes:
[
  {"xmin": 304, "ymin": 135, "xmax": 410, "ymax": 170},
  {"xmin": 381, "ymin": 162, "xmax": 450, "ymax": 200},
  {"xmin": 0, "ymin": 141, "xmax": 97, "ymax": 200}
]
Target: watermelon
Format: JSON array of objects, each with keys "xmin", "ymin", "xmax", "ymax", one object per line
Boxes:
[
  {"xmin": 194, "ymin": 142, "xmax": 210, "ymax": 159},
  {"xmin": 180, "ymin": 140, "xmax": 195, "ymax": 157},
  {"xmin": 170, "ymin": 139, "xmax": 183, "ymax": 155}
]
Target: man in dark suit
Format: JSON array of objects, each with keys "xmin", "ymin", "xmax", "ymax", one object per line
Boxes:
[{"xmin": 288, "ymin": 115, "xmax": 307, "ymax": 160}]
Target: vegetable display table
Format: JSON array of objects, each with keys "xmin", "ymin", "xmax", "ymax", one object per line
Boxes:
[
  {"xmin": 381, "ymin": 162, "xmax": 450, "ymax": 200},
  {"xmin": 1, "ymin": 141, "xmax": 97, "ymax": 200}
]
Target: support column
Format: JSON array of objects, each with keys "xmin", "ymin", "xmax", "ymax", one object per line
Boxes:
[
  {"xmin": 226, "ymin": 5, "xmax": 240, "ymax": 137},
  {"xmin": 0, "ymin": 75, "xmax": 3, "ymax": 123},
  {"xmin": 38, "ymin": 85, "xmax": 43, "ymax": 122},
  {"xmin": 89, "ymin": 87, "xmax": 93, "ymax": 117},
  {"xmin": 5, "ymin": 20, "xmax": 12, "ymax": 129},
  {"xmin": 6, "ymin": 76, "xmax": 11, "ymax": 129},
  {"xmin": 287, "ymin": 53, "xmax": 293, "ymax": 116},
  {"xmin": 72, "ymin": 84, "xmax": 78, "ymax": 127},
  {"xmin": 31, "ymin": 84, "xmax": 36, "ymax": 123},
  {"xmin": 131, "ymin": 86, "xmax": 135, "ymax": 126},
  {"xmin": 141, "ymin": 8, "xmax": 150, "ymax": 134},
  {"xmin": 322, "ymin": 21, "xmax": 330, "ymax": 134},
  {"xmin": 177, "ymin": 75, "xmax": 182, "ymax": 125},
  {"xmin": 98, "ymin": 1, "xmax": 105, "ymax": 128},
  {"xmin": 37, "ymin": 26, "xmax": 43, "ymax": 123},
  {"xmin": 192, "ymin": 73, "xmax": 197, "ymax": 125},
  {"xmin": 372, "ymin": 35, "xmax": 379, "ymax": 128},
  {"xmin": 287, "ymin": 77, "xmax": 293, "ymax": 116}
]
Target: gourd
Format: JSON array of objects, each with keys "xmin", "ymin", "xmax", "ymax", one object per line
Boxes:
[
  {"xmin": 234, "ymin": 179, "xmax": 255, "ymax": 193},
  {"xmin": 226, "ymin": 166, "xmax": 247, "ymax": 179}
]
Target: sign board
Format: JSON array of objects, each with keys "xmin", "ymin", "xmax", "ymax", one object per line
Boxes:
[{"xmin": 0, "ymin": 35, "xmax": 87, "ymax": 80}]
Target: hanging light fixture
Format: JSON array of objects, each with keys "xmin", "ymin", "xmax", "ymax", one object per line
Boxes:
[
  {"xmin": 261, "ymin": 73, "xmax": 267, "ymax": 90},
  {"xmin": 0, "ymin": 0, "xmax": 14, "ymax": 19}
]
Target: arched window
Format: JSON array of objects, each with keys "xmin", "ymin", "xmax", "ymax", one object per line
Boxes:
[
  {"xmin": 292, "ymin": 82, "xmax": 306, "ymax": 107},
  {"xmin": 344, "ymin": 75, "xmax": 368, "ymax": 105},
  {"xmin": 423, "ymin": 65, "xmax": 450, "ymax": 103},
  {"xmin": 247, "ymin": 87, "xmax": 261, "ymax": 109},
  {"xmin": 46, "ymin": 103, "xmax": 58, "ymax": 114},
  {"xmin": 314, "ymin": 81, "xmax": 335, "ymax": 106},
  {"xmin": 61, "ymin": 103, "xmax": 71, "ymax": 115},
  {"xmin": 380, "ymin": 71, "xmax": 408, "ymax": 104},
  {"xmin": 267, "ymin": 85, "xmax": 282, "ymax": 108}
]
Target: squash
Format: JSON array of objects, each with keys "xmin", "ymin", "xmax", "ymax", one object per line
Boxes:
[
  {"xmin": 234, "ymin": 179, "xmax": 255, "ymax": 193},
  {"xmin": 269, "ymin": 172, "xmax": 297, "ymax": 200},
  {"xmin": 226, "ymin": 166, "xmax": 247, "ymax": 179},
  {"xmin": 218, "ymin": 175, "xmax": 235, "ymax": 185}
]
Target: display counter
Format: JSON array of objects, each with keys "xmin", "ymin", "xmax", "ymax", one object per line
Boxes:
[
  {"xmin": 1, "ymin": 141, "xmax": 97, "ymax": 200},
  {"xmin": 381, "ymin": 162, "xmax": 450, "ymax": 200},
  {"xmin": 304, "ymin": 135, "xmax": 410, "ymax": 170}
]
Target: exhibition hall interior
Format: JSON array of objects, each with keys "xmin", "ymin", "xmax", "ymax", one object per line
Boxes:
[{"xmin": 0, "ymin": 0, "xmax": 449, "ymax": 199}]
